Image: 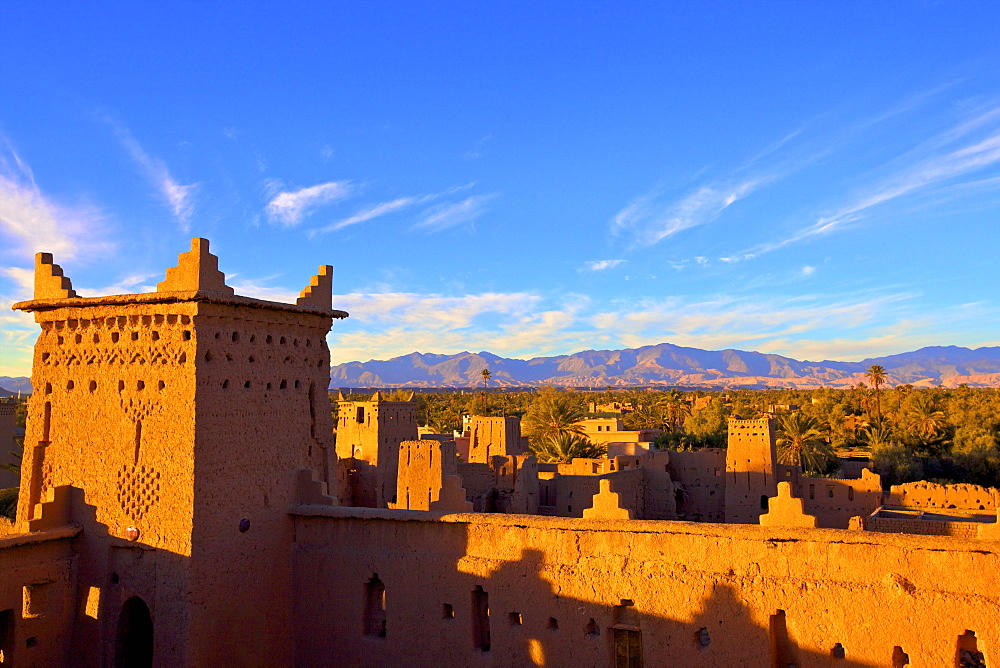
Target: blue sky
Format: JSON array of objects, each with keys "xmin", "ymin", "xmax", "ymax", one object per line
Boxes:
[{"xmin": 2, "ymin": 1, "xmax": 1000, "ymax": 376}]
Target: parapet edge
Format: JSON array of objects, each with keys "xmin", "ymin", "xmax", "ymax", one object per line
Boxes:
[{"xmin": 12, "ymin": 291, "xmax": 350, "ymax": 319}]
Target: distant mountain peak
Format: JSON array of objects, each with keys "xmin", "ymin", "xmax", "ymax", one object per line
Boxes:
[{"xmin": 328, "ymin": 343, "xmax": 1000, "ymax": 389}]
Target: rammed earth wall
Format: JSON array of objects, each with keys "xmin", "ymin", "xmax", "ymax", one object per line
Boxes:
[{"xmin": 289, "ymin": 506, "xmax": 1000, "ymax": 667}]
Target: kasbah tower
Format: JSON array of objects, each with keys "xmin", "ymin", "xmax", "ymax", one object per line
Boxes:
[
  {"xmin": 2, "ymin": 237, "xmax": 999, "ymax": 667},
  {"xmin": 9, "ymin": 239, "xmax": 345, "ymax": 665}
]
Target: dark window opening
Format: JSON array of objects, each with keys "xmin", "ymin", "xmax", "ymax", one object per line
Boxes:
[
  {"xmin": 442, "ymin": 604, "xmax": 454, "ymax": 620},
  {"xmin": 42, "ymin": 401, "xmax": 51, "ymax": 441},
  {"xmin": 547, "ymin": 617, "xmax": 559, "ymax": 631},
  {"xmin": 957, "ymin": 630, "xmax": 985, "ymax": 668},
  {"xmin": 471, "ymin": 586, "xmax": 490, "ymax": 651},
  {"xmin": 891, "ymin": 645, "xmax": 910, "ymax": 667},
  {"xmin": 0, "ymin": 609, "xmax": 14, "ymax": 665},
  {"xmin": 363, "ymin": 575, "xmax": 387, "ymax": 638},
  {"xmin": 769, "ymin": 610, "xmax": 796, "ymax": 668},
  {"xmin": 585, "ymin": 618, "xmax": 600, "ymax": 636},
  {"xmin": 508, "ymin": 612, "xmax": 522, "ymax": 626},
  {"xmin": 760, "ymin": 495, "xmax": 769, "ymax": 510},
  {"xmin": 357, "ymin": 407, "xmax": 365, "ymax": 424},
  {"xmin": 115, "ymin": 596, "xmax": 153, "ymax": 668},
  {"xmin": 831, "ymin": 642, "xmax": 846, "ymax": 659}
]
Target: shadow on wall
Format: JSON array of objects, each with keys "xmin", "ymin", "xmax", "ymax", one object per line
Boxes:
[
  {"xmin": 289, "ymin": 512, "xmax": 993, "ymax": 667},
  {"xmin": 0, "ymin": 486, "xmax": 187, "ymax": 666}
]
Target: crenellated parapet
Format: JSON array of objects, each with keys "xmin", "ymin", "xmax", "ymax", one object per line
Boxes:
[
  {"xmin": 157, "ymin": 237, "xmax": 234, "ymax": 295},
  {"xmin": 297, "ymin": 265, "xmax": 334, "ymax": 309},
  {"xmin": 34, "ymin": 252, "xmax": 78, "ymax": 299}
]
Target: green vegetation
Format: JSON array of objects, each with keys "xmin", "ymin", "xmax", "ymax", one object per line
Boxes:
[
  {"xmin": 775, "ymin": 413, "xmax": 837, "ymax": 475},
  {"xmin": 531, "ymin": 432, "xmax": 607, "ymax": 464},
  {"xmin": 330, "ymin": 384, "xmax": 1000, "ymax": 488},
  {"xmin": 0, "ymin": 487, "xmax": 15, "ymax": 521}
]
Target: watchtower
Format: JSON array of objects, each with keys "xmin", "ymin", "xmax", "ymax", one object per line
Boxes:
[
  {"xmin": 724, "ymin": 417, "xmax": 779, "ymax": 524},
  {"xmin": 12, "ymin": 238, "xmax": 346, "ymax": 665}
]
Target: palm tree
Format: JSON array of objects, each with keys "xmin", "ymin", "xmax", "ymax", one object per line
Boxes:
[
  {"xmin": 480, "ymin": 368, "xmax": 491, "ymax": 390},
  {"xmin": 776, "ymin": 412, "xmax": 835, "ymax": 474},
  {"xmin": 531, "ymin": 432, "xmax": 607, "ymax": 464},
  {"xmin": 893, "ymin": 383, "xmax": 912, "ymax": 415},
  {"xmin": 861, "ymin": 424, "xmax": 896, "ymax": 451},
  {"xmin": 904, "ymin": 393, "xmax": 947, "ymax": 454},
  {"xmin": 865, "ymin": 364, "xmax": 888, "ymax": 425},
  {"xmin": 521, "ymin": 388, "xmax": 587, "ymax": 445}
]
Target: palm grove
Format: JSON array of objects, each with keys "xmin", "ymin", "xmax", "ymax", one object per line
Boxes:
[{"xmin": 333, "ymin": 366, "xmax": 1000, "ymax": 488}]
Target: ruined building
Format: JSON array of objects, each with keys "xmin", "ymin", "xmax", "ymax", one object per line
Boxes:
[{"xmin": 0, "ymin": 239, "xmax": 997, "ymax": 667}]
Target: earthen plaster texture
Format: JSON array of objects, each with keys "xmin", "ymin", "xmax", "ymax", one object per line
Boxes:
[{"xmin": 0, "ymin": 238, "xmax": 998, "ymax": 667}]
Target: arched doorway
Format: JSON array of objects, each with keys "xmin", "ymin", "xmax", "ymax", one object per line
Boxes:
[{"xmin": 115, "ymin": 596, "xmax": 153, "ymax": 667}]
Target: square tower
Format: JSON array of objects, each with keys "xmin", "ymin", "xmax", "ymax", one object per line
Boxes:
[
  {"xmin": 335, "ymin": 393, "xmax": 418, "ymax": 507},
  {"xmin": 12, "ymin": 239, "xmax": 346, "ymax": 665},
  {"xmin": 724, "ymin": 417, "xmax": 779, "ymax": 524}
]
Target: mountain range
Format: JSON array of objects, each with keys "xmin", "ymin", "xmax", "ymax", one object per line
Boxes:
[
  {"xmin": 328, "ymin": 343, "xmax": 1000, "ymax": 389},
  {"xmin": 3, "ymin": 343, "xmax": 1000, "ymax": 394}
]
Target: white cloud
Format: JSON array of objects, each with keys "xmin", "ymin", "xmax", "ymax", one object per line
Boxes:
[
  {"xmin": 801, "ymin": 266, "xmax": 816, "ymax": 276},
  {"xmin": 265, "ymin": 181, "xmax": 352, "ymax": 227},
  {"xmin": 227, "ymin": 275, "xmax": 302, "ymax": 304},
  {"xmin": 612, "ymin": 178, "xmax": 767, "ymax": 246},
  {"xmin": 742, "ymin": 105, "xmax": 1000, "ymax": 257},
  {"xmin": 0, "ymin": 143, "xmax": 110, "ymax": 261},
  {"xmin": 106, "ymin": 119, "xmax": 198, "ymax": 230},
  {"xmin": 75, "ymin": 273, "xmax": 158, "ymax": 297},
  {"xmin": 329, "ymin": 291, "xmax": 591, "ymax": 364},
  {"xmin": 583, "ymin": 259, "xmax": 625, "ymax": 272},
  {"xmin": 324, "ymin": 287, "xmax": 949, "ymax": 368},
  {"xmin": 319, "ymin": 197, "xmax": 418, "ymax": 234},
  {"xmin": 314, "ymin": 182, "xmax": 481, "ymax": 235},
  {"xmin": 413, "ymin": 193, "xmax": 497, "ymax": 232}
]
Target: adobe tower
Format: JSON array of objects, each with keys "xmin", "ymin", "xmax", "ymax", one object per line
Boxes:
[
  {"xmin": 724, "ymin": 417, "xmax": 780, "ymax": 524},
  {"xmin": 12, "ymin": 239, "xmax": 346, "ymax": 665},
  {"xmin": 335, "ymin": 393, "xmax": 418, "ymax": 507}
]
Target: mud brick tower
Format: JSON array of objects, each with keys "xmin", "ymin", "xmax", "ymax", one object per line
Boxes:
[
  {"xmin": 724, "ymin": 417, "xmax": 779, "ymax": 524},
  {"xmin": 12, "ymin": 238, "xmax": 346, "ymax": 665}
]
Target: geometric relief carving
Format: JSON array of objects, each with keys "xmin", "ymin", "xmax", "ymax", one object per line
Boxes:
[
  {"xmin": 120, "ymin": 398, "xmax": 162, "ymax": 423},
  {"xmin": 40, "ymin": 344, "xmax": 190, "ymax": 367},
  {"xmin": 117, "ymin": 464, "xmax": 162, "ymax": 521}
]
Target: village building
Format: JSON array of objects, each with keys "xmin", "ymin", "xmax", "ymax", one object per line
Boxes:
[
  {"xmin": 0, "ymin": 239, "xmax": 997, "ymax": 666},
  {"xmin": 575, "ymin": 417, "xmax": 660, "ymax": 448},
  {"xmin": 0, "ymin": 399, "xmax": 19, "ymax": 490}
]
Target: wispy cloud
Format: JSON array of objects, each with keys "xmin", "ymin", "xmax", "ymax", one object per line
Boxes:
[
  {"xmin": 265, "ymin": 181, "xmax": 352, "ymax": 227},
  {"xmin": 413, "ymin": 193, "xmax": 497, "ymax": 232},
  {"xmin": 324, "ymin": 285, "xmax": 965, "ymax": 367},
  {"xmin": 74, "ymin": 273, "xmax": 158, "ymax": 297},
  {"xmin": 316, "ymin": 196, "xmax": 420, "ymax": 235},
  {"xmin": 331, "ymin": 291, "xmax": 591, "ymax": 363},
  {"xmin": 105, "ymin": 118, "xmax": 198, "ymax": 230},
  {"xmin": 582, "ymin": 259, "xmax": 625, "ymax": 272},
  {"xmin": 612, "ymin": 177, "xmax": 768, "ymax": 247},
  {"xmin": 0, "ymin": 141, "xmax": 110, "ymax": 261},
  {"xmin": 741, "ymin": 104, "xmax": 1000, "ymax": 258},
  {"xmin": 227, "ymin": 274, "xmax": 302, "ymax": 303},
  {"xmin": 313, "ymin": 182, "xmax": 479, "ymax": 235}
]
